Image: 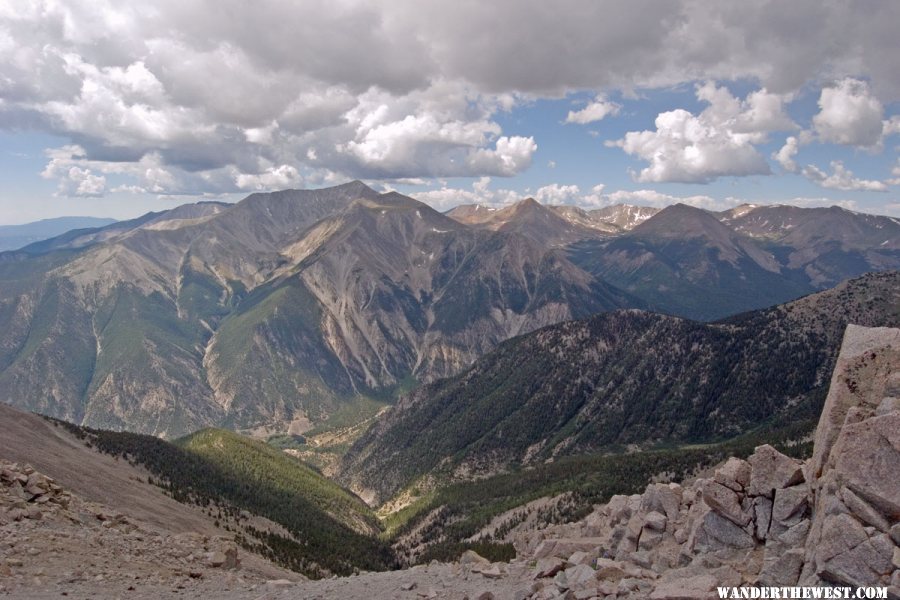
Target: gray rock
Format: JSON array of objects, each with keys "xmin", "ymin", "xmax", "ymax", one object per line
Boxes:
[
  {"xmin": 757, "ymin": 548, "xmax": 804, "ymax": 586},
  {"xmin": 714, "ymin": 458, "xmax": 751, "ymax": 493},
  {"xmin": 812, "ymin": 513, "xmax": 893, "ymax": 586},
  {"xmin": 809, "ymin": 325, "xmax": 900, "ymax": 480},
  {"xmin": 771, "ymin": 519, "xmax": 810, "ymax": 547},
  {"xmin": 641, "ymin": 484, "xmax": 683, "ymax": 522},
  {"xmin": 751, "ymin": 497, "xmax": 772, "ymax": 541},
  {"xmin": 563, "ymin": 564, "xmax": 595, "ymax": 588},
  {"xmin": 691, "ymin": 510, "xmax": 755, "ymax": 553},
  {"xmin": 534, "ymin": 557, "xmax": 569, "ymax": 579},
  {"xmin": 459, "ymin": 550, "xmax": 490, "ymax": 565},
  {"xmin": 639, "ymin": 528, "xmax": 665, "ymax": 551},
  {"xmin": 831, "ymin": 412, "xmax": 900, "ymax": 520},
  {"xmin": 747, "ymin": 445, "xmax": 805, "ymax": 498},
  {"xmin": 840, "ymin": 487, "xmax": 891, "ymax": 532},
  {"xmin": 875, "ymin": 396, "xmax": 900, "ymax": 416},
  {"xmin": 567, "ymin": 551, "xmax": 594, "ymax": 566},
  {"xmin": 644, "ymin": 511, "xmax": 667, "ymax": 532},
  {"xmin": 770, "ymin": 485, "xmax": 809, "ymax": 532},
  {"xmin": 700, "ymin": 480, "xmax": 750, "ymax": 527}
]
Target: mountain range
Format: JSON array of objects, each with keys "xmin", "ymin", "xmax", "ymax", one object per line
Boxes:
[
  {"xmin": 338, "ymin": 271, "xmax": 900, "ymax": 505},
  {"xmin": 1, "ymin": 181, "xmax": 898, "ymax": 438},
  {"xmin": 0, "ymin": 216, "xmax": 117, "ymax": 252}
]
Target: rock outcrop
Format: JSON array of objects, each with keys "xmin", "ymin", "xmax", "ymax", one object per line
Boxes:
[{"xmin": 499, "ymin": 324, "xmax": 900, "ymax": 599}]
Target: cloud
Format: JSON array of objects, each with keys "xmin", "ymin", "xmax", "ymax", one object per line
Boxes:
[
  {"xmin": 812, "ymin": 78, "xmax": 886, "ymax": 148},
  {"xmin": 801, "ymin": 160, "xmax": 888, "ymax": 192},
  {"xmin": 773, "ymin": 136, "xmax": 800, "ymax": 172},
  {"xmin": 3, "ymin": 1, "xmax": 900, "ymax": 198},
  {"xmin": 610, "ymin": 82, "xmax": 794, "ymax": 183},
  {"xmin": 234, "ymin": 164, "xmax": 302, "ymax": 191},
  {"xmin": 412, "ymin": 179, "xmax": 745, "ymax": 212},
  {"xmin": 466, "ymin": 136, "xmax": 538, "ymax": 177},
  {"xmin": 534, "ymin": 183, "xmax": 581, "ymax": 205},
  {"xmin": 565, "ymin": 96, "xmax": 621, "ymax": 124}
]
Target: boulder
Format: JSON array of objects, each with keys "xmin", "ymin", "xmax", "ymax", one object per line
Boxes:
[
  {"xmin": 700, "ymin": 480, "xmax": 750, "ymax": 527},
  {"xmin": 840, "ymin": 487, "xmax": 891, "ymax": 532},
  {"xmin": 690, "ymin": 509, "xmax": 755, "ymax": 553},
  {"xmin": 811, "ymin": 513, "xmax": 893, "ymax": 586},
  {"xmin": 641, "ymin": 484, "xmax": 683, "ymax": 522},
  {"xmin": 809, "ymin": 325, "xmax": 900, "ymax": 480},
  {"xmin": 747, "ymin": 445, "xmax": 804, "ymax": 498},
  {"xmin": 770, "ymin": 485, "xmax": 809, "ymax": 533},
  {"xmin": 644, "ymin": 511, "xmax": 668, "ymax": 532},
  {"xmin": 757, "ymin": 547, "xmax": 804, "ymax": 586},
  {"xmin": 459, "ymin": 550, "xmax": 490, "ymax": 565},
  {"xmin": 533, "ymin": 557, "xmax": 568, "ymax": 579},
  {"xmin": 830, "ymin": 411, "xmax": 900, "ymax": 521},
  {"xmin": 714, "ymin": 458, "xmax": 751, "ymax": 493}
]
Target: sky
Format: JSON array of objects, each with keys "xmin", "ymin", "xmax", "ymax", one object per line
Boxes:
[{"xmin": 1, "ymin": 0, "xmax": 899, "ymax": 225}]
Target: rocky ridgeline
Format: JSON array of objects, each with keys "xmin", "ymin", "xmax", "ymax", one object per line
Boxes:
[
  {"xmin": 0, "ymin": 462, "xmax": 71, "ymax": 523},
  {"xmin": 495, "ymin": 324, "xmax": 900, "ymax": 600},
  {"xmin": 0, "ymin": 461, "xmax": 253, "ymax": 598}
]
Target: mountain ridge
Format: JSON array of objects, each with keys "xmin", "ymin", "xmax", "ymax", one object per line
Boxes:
[{"xmin": 338, "ymin": 270, "xmax": 900, "ymax": 505}]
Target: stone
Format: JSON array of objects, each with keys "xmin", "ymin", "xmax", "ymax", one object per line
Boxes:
[
  {"xmin": 400, "ymin": 581, "xmax": 417, "ymax": 591},
  {"xmin": 204, "ymin": 551, "xmax": 227, "ymax": 568},
  {"xmin": 892, "ymin": 523, "xmax": 900, "ymax": 546},
  {"xmin": 266, "ymin": 579, "xmax": 294, "ymax": 588},
  {"xmin": 537, "ymin": 538, "xmax": 605, "ymax": 560},
  {"xmin": 606, "ymin": 495, "xmax": 631, "ymax": 524},
  {"xmin": 757, "ymin": 547, "xmax": 804, "ymax": 586},
  {"xmin": 812, "ymin": 513, "xmax": 893, "ymax": 586},
  {"xmin": 875, "ymin": 396, "xmax": 900, "ymax": 416},
  {"xmin": 562, "ymin": 564, "xmax": 595, "ymax": 588},
  {"xmin": 594, "ymin": 560, "xmax": 625, "ymax": 582},
  {"xmin": 771, "ymin": 519, "xmax": 810, "ymax": 547},
  {"xmin": 641, "ymin": 484, "xmax": 683, "ymax": 522},
  {"xmin": 714, "ymin": 458, "xmax": 751, "ymax": 493},
  {"xmin": 639, "ymin": 527, "xmax": 665, "ymax": 551},
  {"xmin": 566, "ymin": 551, "xmax": 593, "ymax": 566},
  {"xmin": 770, "ymin": 485, "xmax": 809, "ymax": 531},
  {"xmin": 534, "ymin": 558, "xmax": 568, "ymax": 579},
  {"xmin": 809, "ymin": 325, "xmax": 900, "ymax": 479},
  {"xmin": 691, "ymin": 509, "xmax": 755, "ymax": 553},
  {"xmin": 472, "ymin": 591, "xmax": 494, "ymax": 600},
  {"xmin": 751, "ymin": 497, "xmax": 772, "ymax": 541},
  {"xmin": 831, "ymin": 412, "xmax": 900, "ymax": 520},
  {"xmin": 700, "ymin": 480, "xmax": 750, "ymax": 527},
  {"xmin": 644, "ymin": 511, "xmax": 667, "ymax": 532},
  {"xmin": 459, "ymin": 550, "xmax": 490, "ymax": 565},
  {"xmin": 649, "ymin": 574, "xmax": 719, "ymax": 600},
  {"xmin": 841, "ymin": 487, "xmax": 891, "ymax": 532},
  {"xmin": 747, "ymin": 445, "xmax": 805, "ymax": 498},
  {"xmin": 475, "ymin": 565, "xmax": 504, "ymax": 579}
]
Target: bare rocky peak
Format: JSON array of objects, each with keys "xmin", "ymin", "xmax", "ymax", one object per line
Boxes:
[
  {"xmin": 719, "ymin": 203, "xmax": 900, "ymax": 250},
  {"xmin": 588, "ymin": 204, "xmax": 661, "ymax": 231}
]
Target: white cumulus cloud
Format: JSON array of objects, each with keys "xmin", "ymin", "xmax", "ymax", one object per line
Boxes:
[
  {"xmin": 610, "ymin": 83, "xmax": 794, "ymax": 183},
  {"xmin": 812, "ymin": 78, "xmax": 887, "ymax": 149},
  {"xmin": 773, "ymin": 136, "xmax": 800, "ymax": 172},
  {"xmin": 801, "ymin": 160, "xmax": 888, "ymax": 192},
  {"xmin": 565, "ymin": 96, "xmax": 621, "ymax": 124}
]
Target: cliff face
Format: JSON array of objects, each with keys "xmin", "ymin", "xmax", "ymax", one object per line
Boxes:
[
  {"xmin": 497, "ymin": 324, "xmax": 899, "ymax": 598},
  {"xmin": 801, "ymin": 325, "xmax": 900, "ymax": 587}
]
